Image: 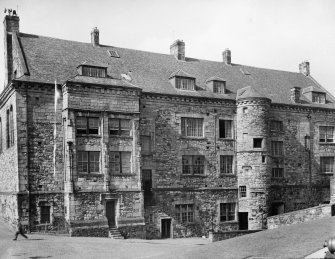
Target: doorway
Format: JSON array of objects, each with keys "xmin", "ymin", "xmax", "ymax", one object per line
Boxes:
[
  {"xmin": 161, "ymin": 218, "xmax": 171, "ymax": 238},
  {"xmin": 106, "ymin": 200, "xmax": 116, "ymax": 226},
  {"xmin": 238, "ymin": 212, "xmax": 248, "ymax": 230},
  {"xmin": 271, "ymin": 202, "xmax": 285, "ymax": 216}
]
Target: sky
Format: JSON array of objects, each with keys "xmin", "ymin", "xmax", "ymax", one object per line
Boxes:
[{"xmin": 0, "ymin": 0, "xmax": 335, "ymax": 95}]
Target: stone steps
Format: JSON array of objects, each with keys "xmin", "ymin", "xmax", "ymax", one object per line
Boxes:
[{"xmin": 108, "ymin": 227, "xmax": 124, "ymax": 239}]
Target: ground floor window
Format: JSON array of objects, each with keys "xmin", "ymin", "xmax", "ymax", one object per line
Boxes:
[
  {"xmin": 220, "ymin": 203, "xmax": 236, "ymax": 222},
  {"xmin": 175, "ymin": 204, "xmax": 194, "ymax": 223}
]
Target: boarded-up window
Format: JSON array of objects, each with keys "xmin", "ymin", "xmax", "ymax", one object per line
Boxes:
[
  {"xmin": 141, "ymin": 136, "xmax": 151, "ymax": 155},
  {"xmin": 110, "ymin": 152, "xmax": 131, "ymax": 174},
  {"xmin": 181, "ymin": 118, "xmax": 203, "ymax": 137}
]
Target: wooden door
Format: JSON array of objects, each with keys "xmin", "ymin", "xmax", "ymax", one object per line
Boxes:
[{"xmin": 106, "ymin": 201, "xmax": 116, "ymax": 226}]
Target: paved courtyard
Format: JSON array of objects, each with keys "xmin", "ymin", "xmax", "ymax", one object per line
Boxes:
[{"xmin": 1, "ymin": 217, "xmax": 335, "ymax": 258}]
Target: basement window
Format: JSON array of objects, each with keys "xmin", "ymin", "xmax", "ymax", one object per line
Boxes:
[{"xmin": 253, "ymin": 138, "xmax": 262, "ymax": 148}]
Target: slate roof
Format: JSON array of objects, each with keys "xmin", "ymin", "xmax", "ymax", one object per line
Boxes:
[
  {"xmin": 15, "ymin": 32, "xmax": 335, "ymax": 108},
  {"xmin": 237, "ymin": 86, "xmax": 267, "ymax": 100}
]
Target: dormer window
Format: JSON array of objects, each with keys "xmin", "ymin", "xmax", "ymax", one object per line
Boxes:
[
  {"xmin": 213, "ymin": 81, "xmax": 225, "ymax": 93},
  {"xmin": 82, "ymin": 66, "xmax": 106, "ymax": 78},
  {"xmin": 312, "ymin": 92, "xmax": 326, "ymax": 104},
  {"xmin": 175, "ymin": 77, "xmax": 195, "ymax": 91}
]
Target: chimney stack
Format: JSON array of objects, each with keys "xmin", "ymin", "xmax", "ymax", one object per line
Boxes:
[
  {"xmin": 170, "ymin": 40, "xmax": 185, "ymax": 61},
  {"xmin": 291, "ymin": 87, "xmax": 301, "ymax": 103},
  {"xmin": 222, "ymin": 49, "xmax": 231, "ymax": 64},
  {"xmin": 91, "ymin": 27, "xmax": 99, "ymax": 46},
  {"xmin": 299, "ymin": 61, "xmax": 310, "ymax": 76}
]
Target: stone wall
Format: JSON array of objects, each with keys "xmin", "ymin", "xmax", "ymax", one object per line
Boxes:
[
  {"xmin": 209, "ymin": 229, "xmax": 262, "ymax": 242},
  {"xmin": 267, "ymin": 204, "xmax": 332, "ymax": 229}
]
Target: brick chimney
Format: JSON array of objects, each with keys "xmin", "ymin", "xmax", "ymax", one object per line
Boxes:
[
  {"xmin": 299, "ymin": 61, "xmax": 310, "ymax": 76},
  {"xmin": 222, "ymin": 49, "xmax": 231, "ymax": 64},
  {"xmin": 291, "ymin": 87, "xmax": 301, "ymax": 103},
  {"xmin": 91, "ymin": 27, "xmax": 99, "ymax": 46},
  {"xmin": 4, "ymin": 13, "xmax": 20, "ymax": 86},
  {"xmin": 170, "ymin": 40, "xmax": 185, "ymax": 61}
]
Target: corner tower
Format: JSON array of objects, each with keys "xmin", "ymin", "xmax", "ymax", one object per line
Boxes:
[{"xmin": 236, "ymin": 86, "xmax": 272, "ymax": 230}]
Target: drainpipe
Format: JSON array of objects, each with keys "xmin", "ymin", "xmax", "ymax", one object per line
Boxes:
[{"xmin": 25, "ymin": 83, "xmax": 31, "ymax": 232}]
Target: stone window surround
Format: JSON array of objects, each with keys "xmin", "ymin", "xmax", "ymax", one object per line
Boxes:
[
  {"xmin": 173, "ymin": 199, "xmax": 198, "ymax": 224},
  {"xmin": 217, "ymin": 115, "xmax": 234, "ymax": 140},
  {"xmin": 180, "ymin": 150, "xmax": 207, "ymax": 176},
  {"xmin": 108, "ymin": 114, "xmax": 135, "ymax": 138},
  {"xmin": 178, "ymin": 113, "xmax": 206, "ymax": 139},
  {"xmin": 318, "ymin": 125, "xmax": 335, "ymax": 144},
  {"xmin": 218, "ymin": 151, "xmax": 235, "ymax": 175},
  {"xmin": 75, "ymin": 112, "xmax": 101, "ymax": 136},
  {"xmin": 77, "ymin": 150, "xmax": 101, "ymax": 174},
  {"xmin": 216, "ymin": 198, "xmax": 238, "ymax": 223},
  {"xmin": 110, "ymin": 147, "xmax": 134, "ymax": 175},
  {"xmin": 37, "ymin": 201, "xmax": 54, "ymax": 225}
]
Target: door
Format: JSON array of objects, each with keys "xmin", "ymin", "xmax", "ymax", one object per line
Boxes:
[
  {"xmin": 161, "ymin": 219, "xmax": 171, "ymax": 238},
  {"xmin": 106, "ymin": 200, "xmax": 116, "ymax": 226},
  {"xmin": 332, "ymin": 204, "xmax": 335, "ymax": 216},
  {"xmin": 239, "ymin": 212, "xmax": 248, "ymax": 230}
]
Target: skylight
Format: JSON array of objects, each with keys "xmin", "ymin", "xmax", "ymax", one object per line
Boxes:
[{"xmin": 107, "ymin": 50, "xmax": 120, "ymax": 58}]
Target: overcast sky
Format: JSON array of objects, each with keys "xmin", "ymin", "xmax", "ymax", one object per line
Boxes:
[{"xmin": 1, "ymin": 0, "xmax": 335, "ymax": 95}]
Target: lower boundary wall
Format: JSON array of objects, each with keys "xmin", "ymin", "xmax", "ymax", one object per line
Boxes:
[
  {"xmin": 209, "ymin": 230, "xmax": 262, "ymax": 242},
  {"xmin": 267, "ymin": 204, "xmax": 333, "ymax": 229}
]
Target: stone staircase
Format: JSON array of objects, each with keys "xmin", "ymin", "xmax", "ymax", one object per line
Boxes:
[{"xmin": 108, "ymin": 226, "xmax": 124, "ymax": 239}]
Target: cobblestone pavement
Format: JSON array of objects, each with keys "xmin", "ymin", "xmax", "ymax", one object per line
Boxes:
[{"xmin": 0, "ymin": 221, "xmax": 210, "ymax": 259}]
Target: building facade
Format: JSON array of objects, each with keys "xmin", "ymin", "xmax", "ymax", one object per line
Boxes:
[{"xmin": 0, "ymin": 13, "xmax": 334, "ymax": 238}]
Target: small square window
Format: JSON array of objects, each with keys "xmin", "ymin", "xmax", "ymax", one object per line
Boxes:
[{"xmin": 253, "ymin": 138, "xmax": 262, "ymax": 148}]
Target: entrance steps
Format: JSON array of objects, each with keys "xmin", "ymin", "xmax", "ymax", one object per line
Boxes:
[{"xmin": 108, "ymin": 227, "xmax": 124, "ymax": 239}]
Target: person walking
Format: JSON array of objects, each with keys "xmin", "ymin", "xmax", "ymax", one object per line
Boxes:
[{"xmin": 13, "ymin": 218, "xmax": 28, "ymax": 240}]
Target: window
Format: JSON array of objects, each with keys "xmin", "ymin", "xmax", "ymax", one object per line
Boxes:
[
  {"xmin": 239, "ymin": 186, "xmax": 247, "ymax": 197},
  {"xmin": 175, "ymin": 77, "xmax": 195, "ymax": 90},
  {"xmin": 110, "ymin": 152, "xmax": 131, "ymax": 174},
  {"xmin": 320, "ymin": 126, "xmax": 334, "ymax": 143},
  {"xmin": 6, "ymin": 106, "xmax": 14, "ymax": 148},
  {"xmin": 82, "ymin": 66, "xmax": 106, "ymax": 78},
  {"xmin": 253, "ymin": 138, "xmax": 262, "ymax": 148},
  {"xmin": 270, "ymin": 120, "xmax": 283, "ymax": 132},
  {"xmin": 312, "ymin": 93, "xmax": 326, "ymax": 104},
  {"xmin": 271, "ymin": 141, "xmax": 284, "ymax": 156},
  {"xmin": 219, "ymin": 120, "xmax": 233, "ymax": 138},
  {"xmin": 109, "ymin": 118, "xmax": 131, "ymax": 136},
  {"xmin": 181, "ymin": 117, "xmax": 203, "ymax": 137},
  {"xmin": 40, "ymin": 206, "xmax": 50, "ymax": 224},
  {"xmin": 213, "ymin": 81, "xmax": 225, "ymax": 93},
  {"xmin": 320, "ymin": 157, "xmax": 334, "ymax": 173},
  {"xmin": 272, "ymin": 168, "xmax": 284, "ymax": 178},
  {"xmin": 141, "ymin": 136, "xmax": 151, "ymax": 155},
  {"xmin": 220, "ymin": 203, "xmax": 235, "ymax": 222},
  {"xmin": 220, "ymin": 155, "xmax": 233, "ymax": 174},
  {"xmin": 243, "ymin": 107, "xmax": 248, "ymax": 114},
  {"xmin": 175, "ymin": 204, "xmax": 194, "ymax": 223},
  {"xmin": 76, "ymin": 117, "xmax": 99, "ymax": 135},
  {"xmin": 182, "ymin": 155, "xmax": 204, "ymax": 175},
  {"xmin": 77, "ymin": 151, "xmax": 100, "ymax": 174}
]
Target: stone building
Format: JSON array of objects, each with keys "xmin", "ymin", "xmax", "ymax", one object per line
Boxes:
[{"xmin": 0, "ymin": 13, "xmax": 334, "ymax": 238}]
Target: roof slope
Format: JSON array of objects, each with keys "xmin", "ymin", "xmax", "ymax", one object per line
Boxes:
[{"xmin": 16, "ymin": 33, "xmax": 335, "ymax": 108}]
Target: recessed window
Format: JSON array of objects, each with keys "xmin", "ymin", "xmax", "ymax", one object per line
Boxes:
[
  {"xmin": 175, "ymin": 204, "xmax": 194, "ymax": 223},
  {"xmin": 270, "ymin": 120, "xmax": 283, "ymax": 132},
  {"xmin": 239, "ymin": 186, "xmax": 247, "ymax": 197},
  {"xmin": 219, "ymin": 120, "xmax": 233, "ymax": 139},
  {"xmin": 213, "ymin": 81, "xmax": 225, "ymax": 93},
  {"xmin": 220, "ymin": 155, "xmax": 233, "ymax": 174},
  {"xmin": 312, "ymin": 92, "xmax": 326, "ymax": 104},
  {"xmin": 77, "ymin": 151, "xmax": 100, "ymax": 174},
  {"xmin": 272, "ymin": 168, "xmax": 284, "ymax": 178},
  {"xmin": 181, "ymin": 117, "xmax": 203, "ymax": 137},
  {"xmin": 182, "ymin": 155, "xmax": 204, "ymax": 175},
  {"xmin": 109, "ymin": 118, "xmax": 131, "ymax": 136},
  {"xmin": 319, "ymin": 126, "xmax": 334, "ymax": 143},
  {"xmin": 271, "ymin": 141, "xmax": 284, "ymax": 156},
  {"xmin": 76, "ymin": 117, "xmax": 99, "ymax": 135},
  {"xmin": 110, "ymin": 151, "xmax": 131, "ymax": 174},
  {"xmin": 81, "ymin": 66, "xmax": 106, "ymax": 78},
  {"xmin": 320, "ymin": 157, "xmax": 334, "ymax": 173},
  {"xmin": 40, "ymin": 206, "xmax": 50, "ymax": 224},
  {"xmin": 220, "ymin": 203, "xmax": 236, "ymax": 222},
  {"xmin": 253, "ymin": 138, "xmax": 262, "ymax": 148},
  {"xmin": 175, "ymin": 77, "xmax": 195, "ymax": 90}
]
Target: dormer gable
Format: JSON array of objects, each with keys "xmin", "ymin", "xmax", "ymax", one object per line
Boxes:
[
  {"xmin": 77, "ymin": 61, "xmax": 108, "ymax": 78},
  {"xmin": 206, "ymin": 76, "xmax": 226, "ymax": 94},
  {"xmin": 302, "ymin": 86, "xmax": 326, "ymax": 104},
  {"xmin": 169, "ymin": 69, "xmax": 195, "ymax": 91}
]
